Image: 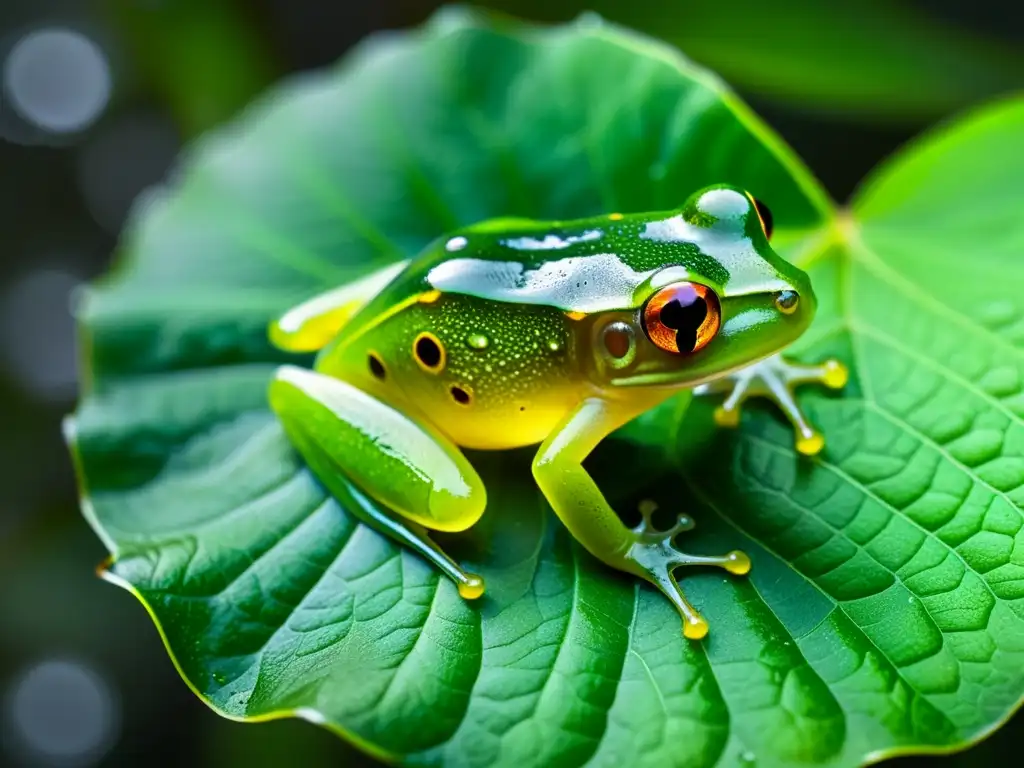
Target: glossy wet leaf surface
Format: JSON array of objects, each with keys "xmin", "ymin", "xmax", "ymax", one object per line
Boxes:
[{"xmin": 67, "ymin": 9, "xmax": 1024, "ymax": 767}]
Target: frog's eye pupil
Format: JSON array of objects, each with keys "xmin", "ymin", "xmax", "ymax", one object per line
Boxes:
[
  {"xmin": 753, "ymin": 197, "xmax": 774, "ymax": 240},
  {"xmin": 658, "ymin": 296, "xmax": 708, "ymax": 353},
  {"xmin": 776, "ymin": 290, "xmax": 799, "ymax": 314},
  {"xmin": 642, "ymin": 282, "xmax": 721, "ymax": 355}
]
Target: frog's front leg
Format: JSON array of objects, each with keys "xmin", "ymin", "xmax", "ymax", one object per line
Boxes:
[
  {"xmin": 269, "ymin": 365, "xmax": 486, "ymax": 599},
  {"xmin": 532, "ymin": 395, "xmax": 750, "ymax": 639},
  {"xmin": 695, "ymin": 353, "xmax": 848, "ymax": 455}
]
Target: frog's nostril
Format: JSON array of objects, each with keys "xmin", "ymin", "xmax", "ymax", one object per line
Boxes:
[{"xmin": 775, "ymin": 290, "xmax": 800, "ymax": 315}]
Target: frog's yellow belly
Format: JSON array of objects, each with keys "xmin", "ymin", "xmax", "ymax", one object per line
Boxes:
[{"xmin": 409, "ymin": 380, "xmax": 582, "ymax": 450}]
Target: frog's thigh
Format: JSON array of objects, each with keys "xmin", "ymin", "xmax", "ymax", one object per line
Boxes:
[
  {"xmin": 269, "ymin": 260, "xmax": 409, "ymax": 352},
  {"xmin": 269, "ymin": 365, "xmax": 486, "ymax": 533}
]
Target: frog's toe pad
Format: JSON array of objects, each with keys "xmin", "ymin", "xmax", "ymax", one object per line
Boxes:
[
  {"xmin": 723, "ymin": 550, "xmax": 751, "ymax": 575},
  {"xmin": 683, "ymin": 614, "xmax": 709, "ymax": 640},
  {"xmin": 713, "ymin": 405, "xmax": 741, "ymax": 428},
  {"xmin": 457, "ymin": 574, "xmax": 485, "ymax": 600},
  {"xmin": 795, "ymin": 431, "xmax": 825, "ymax": 456},
  {"xmin": 633, "ymin": 499, "xmax": 695, "ymax": 538},
  {"xmin": 822, "ymin": 359, "xmax": 849, "ymax": 389}
]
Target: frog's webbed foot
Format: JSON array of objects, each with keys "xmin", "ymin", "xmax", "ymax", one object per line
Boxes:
[
  {"xmin": 694, "ymin": 353, "xmax": 847, "ymax": 456},
  {"xmin": 626, "ymin": 500, "xmax": 750, "ymax": 640}
]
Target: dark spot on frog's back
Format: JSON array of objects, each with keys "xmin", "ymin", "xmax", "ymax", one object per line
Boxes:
[
  {"xmin": 414, "ymin": 333, "xmax": 445, "ymax": 372},
  {"xmin": 368, "ymin": 353, "xmax": 386, "ymax": 380}
]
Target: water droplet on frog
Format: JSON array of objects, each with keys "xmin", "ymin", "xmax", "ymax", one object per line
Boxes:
[
  {"xmin": 466, "ymin": 333, "xmax": 489, "ymax": 350},
  {"xmin": 547, "ymin": 339, "xmax": 563, "ymax": 353},
  {"xmin": 445, "ymin": 236, "xmax": 468, "ymax": 252}
]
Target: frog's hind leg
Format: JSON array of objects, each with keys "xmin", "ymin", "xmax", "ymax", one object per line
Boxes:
[
  {"xmin": 307, "ymin": 447, "xmax": 485, "ymax": 599},
  {"xmin": 269, "ymin": 364, "xmax": 486, "ymax": 599},
  {"xmin": 694, "ymin": 353, "xmax": 848, "ymax": 455},
  {"xmin": 269, "ymin": 260, "xmax": 409, "ymax": 353}
]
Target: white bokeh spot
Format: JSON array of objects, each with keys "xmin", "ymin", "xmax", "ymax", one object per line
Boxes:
[
  {"xmin": 4, "ymin": 28, "xmax": 111, "ymax": 134},
  {"xmin": 4, "ymin": 659, "xmax": 119, "ymax": 767},
  {"xmin": 0, "ymin": 267, "xmax": 82, "ymax": 401}
]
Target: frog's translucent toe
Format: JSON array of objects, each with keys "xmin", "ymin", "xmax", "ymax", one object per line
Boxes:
[
  {"xmin": 457, "ymin": 574, "xmax": 486, "ymax": 600},
  {"xmin": 796, "ymin": 431, "xmax": 825, "ymax": 456},
  {"xmin": 724, "ymin": 550, "xmax": 751, "ymax": 575},
  {"xmin": 683, "ymin": 615, "xmax": 710, "ymax": 640},
  {"xmin": 632, "ymin": 499, "xmax": 694, "ymax": 538},
  {"xmin": 713, "ymin": 405, "xmax": 740, "ymax": 428},
  {"xmin": 625, "ymin": 516, "xmax": 751, "ymax": 639},
  {"xmin": 640, "ymin": 563, "xmax": 709, "ymax": 639},
  {"xmin": 697, "ymin": 353, "xmax": 847, "ymax": 455},
  {"xmin": 822, "ymin": 359, "xmax": 849, "ymax": 389}
]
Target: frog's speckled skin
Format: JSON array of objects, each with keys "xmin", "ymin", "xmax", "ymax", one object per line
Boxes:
[{"xmin": 268, "ymin": 185, "xmax": 847, "ymax": 639}]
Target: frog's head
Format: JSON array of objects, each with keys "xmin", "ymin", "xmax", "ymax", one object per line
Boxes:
[{"xmin": 596, "ymin": 185, "xmax": 816, "ymax": 389}]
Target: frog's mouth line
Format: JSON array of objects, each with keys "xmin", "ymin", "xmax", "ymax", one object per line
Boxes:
[{"xmin": 608, "ymin": 344, "xmax": 790, "ymax": 390}]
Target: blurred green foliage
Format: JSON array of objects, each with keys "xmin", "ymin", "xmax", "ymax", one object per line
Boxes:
[
  {"xmin": 478, "ymin": 0, "xmax": 1024, "ymax": 124},
  {"xmin": 101, "ymin": 0, "xmax": 280, "ymax": 136}
]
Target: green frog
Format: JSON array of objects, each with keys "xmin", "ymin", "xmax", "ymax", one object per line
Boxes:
[{"xmin": 267, "ymin": 185, "xmax": 846, "ymax": 639}]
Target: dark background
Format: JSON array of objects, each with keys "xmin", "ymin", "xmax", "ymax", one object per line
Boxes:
[{"xmin": 1, "ymin": 1, "xmax": 1022, "ymax": 765}]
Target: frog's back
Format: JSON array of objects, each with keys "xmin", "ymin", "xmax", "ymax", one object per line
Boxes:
[
  {"xmin": 367, "ymin": 209, "xmax": 726, "ymax": 316},
  {"xmin": 331, "ymin": 213, "xmax": 639, "ymax": 356},
  {"xmin": 315, "ymin": 209, "xmax": 722, "ymax": 449},
  {"xmin": 414, "ymin": 213, "xmax": 727, "ymax": 316}
]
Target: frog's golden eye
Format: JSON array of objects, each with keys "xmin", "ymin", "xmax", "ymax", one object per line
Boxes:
[
  {"xmin": 642, "ymin": 282, "xmax": 721, "ymax": 355},
  {"xmin": 752, "ymin": 197, "xmax": 774, "ymax": 240}
]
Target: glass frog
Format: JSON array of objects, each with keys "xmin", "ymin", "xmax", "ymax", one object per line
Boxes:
[{"xmin": 267, "ymin": 185, "xmax": 846, "ymax": 639}]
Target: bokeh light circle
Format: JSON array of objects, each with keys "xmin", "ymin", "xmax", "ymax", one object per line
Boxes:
[
  {"xmin": 3, "ymin": 658, "xmax": 119, "ymax": 766},
  {"xmin": 0, "ymin": 267, "xmax": 82, "ymax": 401},
  {"xmin": 3, "ymin": 28, "xmax": 111, "ymax": 134}
]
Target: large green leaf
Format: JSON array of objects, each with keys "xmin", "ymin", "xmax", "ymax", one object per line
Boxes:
[{"xmin": 66, "ymin": 9, "xmax": 1024, "ymax": 767}]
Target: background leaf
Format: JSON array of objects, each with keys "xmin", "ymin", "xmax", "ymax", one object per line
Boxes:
[
  {"xmin": 67, "ymin": 9, "xmax": 1024, "ymax": 767},
  {"xmin": 476, "ymin": 0, "xmax": 1024, "ymax": 124},
  {"xmin": 100, "ymin": 0, "xmax": 280, "ymax": 137}
]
